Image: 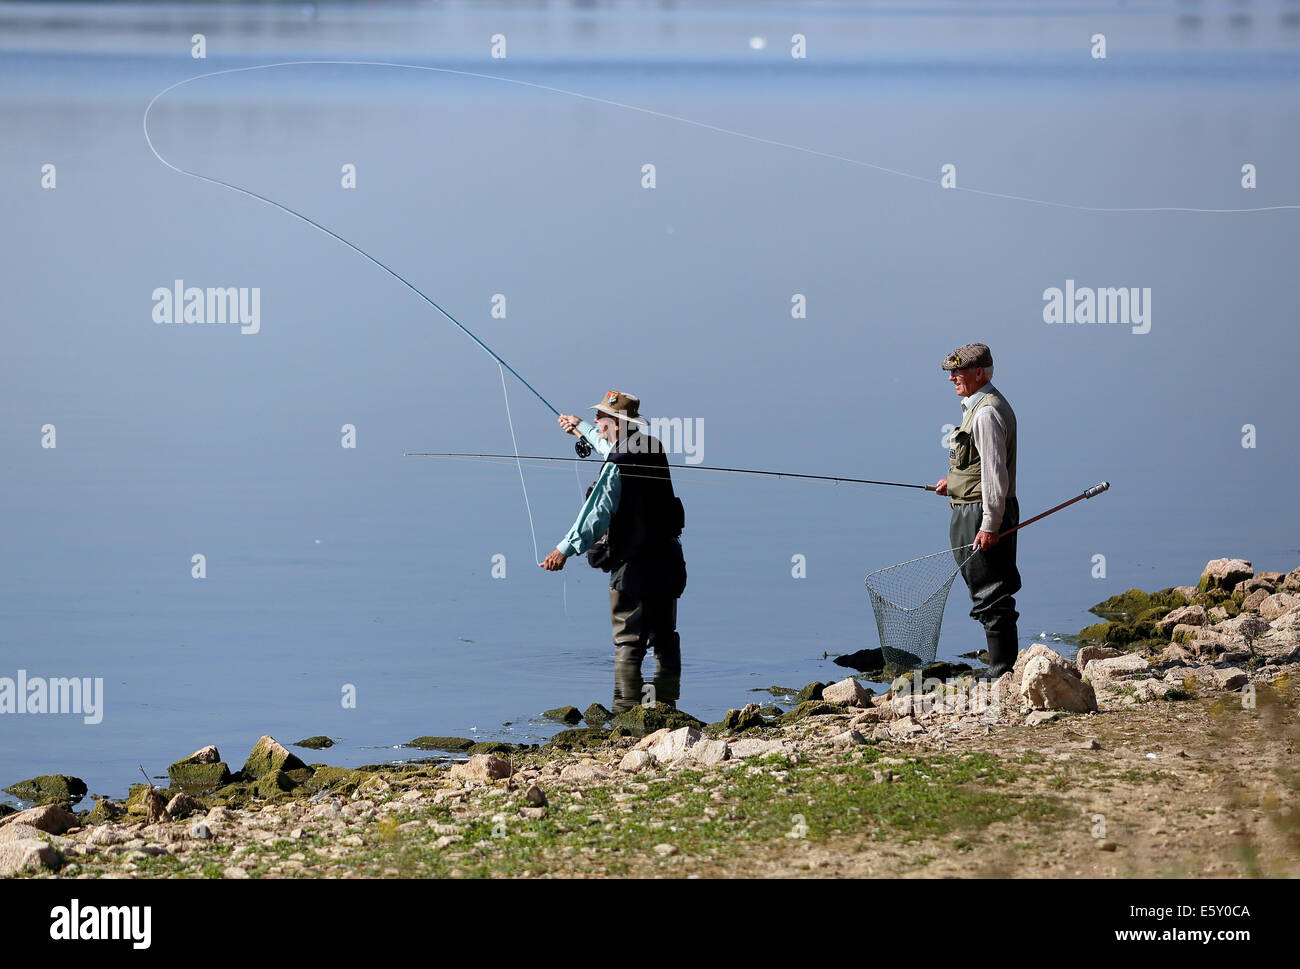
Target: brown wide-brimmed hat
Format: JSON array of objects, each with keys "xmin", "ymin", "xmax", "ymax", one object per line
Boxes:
[
  {"xmin": 941, "ymin": 343, "xmax": 993, "ymax": 371},
  {"xmin": 589, "ymin": 390, "xmax": 648, "ymax": 427}
]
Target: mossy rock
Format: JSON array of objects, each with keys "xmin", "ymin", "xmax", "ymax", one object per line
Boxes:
[
  {"xmin": 254, "ymin": 769, "xmax": 300, "ymax": 799},
  {"xmin": 776, "ymin": 701, "xmax": 840, "ymax": 725},
  {"xmin": 757, "ymin": 685, "xmax": 799, "ymax": 697},
  {"xmin": 1078, "ymin": 621, "xmax": 1116, "ymax": 644},
  {"xmin": 0, "ymin": 804, "xmax": 15, "ymax": 819},
  {"xmin": 759, "ymin": 704, "xmax": 784, "ymax": 718},
  {"xmin": 721, "ymin": 706, "xmax": 766, "ymax": 732},
  {"xmin": 608, "ymin": 704, "xmax": 705, "ymax": 737},
  {"xmin": 582, "ymin": 703, "xmax": 612, "ymax": 727},
  {"xmin": 303, "ymin": 766, "xmax": 365, "ymax": 794},
  {"xmin": 294, "ymin": 736, "xmax": 334, "ymax": 750},
  {"xmin": 125, "ymin": 783, "xmax": 175, "ymax": 816},
  {"xmin": 542, "ymin": 706, "xmax": 583, "ymax": 725},
  {"xmin": 166, "ymin": 759, "xmax": 231, "ymax": 793},
  {"xmin": 918, "ymin": 661, "xmax": 974, "ymax": 680},
  {"xmin": 467, "ymin": 741, "xmax": 527, "ymax": 756},
  {"xmin": 241, "ymin": 736, "xmax": 307, "ymax": 779},
  {"xmin": 794, "ymin": 682, "xmax": 825, "ymax": 703},
  {"xmin": 3, "ymin": 774, "xmax": 88, "ymax": 806},
  {"xmin": 209, "ymin": 781, "xmax": 256, "ymax": 809},
  {"xmin": 81, "ymin": 798, "xmax": 126, "ymax": 826},
  {"xmin": 544, "ymin": 728, "xmax": 611, "ymax": 751},
  {"xmin": 407, "ymin": 736, "xmax": 476, "ymax": 752},
  {"xmin": 1078, "ymin": 618, "xmax": 1161, "ymax": 649}
]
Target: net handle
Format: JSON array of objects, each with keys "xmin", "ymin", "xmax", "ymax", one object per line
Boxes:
[{"xmin": 996, "ymin": 481, "xmax": 1110, "ymax": 539}]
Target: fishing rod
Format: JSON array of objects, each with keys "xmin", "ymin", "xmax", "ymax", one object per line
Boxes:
[
  {"xmin": 403, "ymin": 451, "xmax": 937, "ymax": 492},
  {"xmin": 995, "ymin": 480, "xmax": 1110, "ymax": 538}
]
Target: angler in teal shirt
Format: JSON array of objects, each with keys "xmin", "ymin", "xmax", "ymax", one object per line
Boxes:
[{"xmin": 553, "ymin": 419, "xmax": 622, "ymax": 560}]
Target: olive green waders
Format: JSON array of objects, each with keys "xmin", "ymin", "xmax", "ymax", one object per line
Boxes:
[{"xmin": 949, "ymin": 496, "xmax": 1022, "ymax": 676}]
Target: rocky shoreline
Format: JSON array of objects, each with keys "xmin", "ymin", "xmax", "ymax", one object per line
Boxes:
[{"xmin": 3, "ymin": 557, "xmax": 1298, "ymax": 879}]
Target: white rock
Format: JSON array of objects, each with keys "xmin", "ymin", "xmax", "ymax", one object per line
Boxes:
[
  {"xmin": 1156, "ymin": 604, "xmax": 1208, "ymax": 635},
  {"xmin": 1075, "ymin": 644, "xmax": 1123, "ymax": 675},
  {"xmin": 647, "ymin": 727, "xmax": 703, "ymax": 764},
  {"xmin": 889, "ymin": 716, "xmax": 926, "ymax": 738},
  {"xmin": 618, "ymin": 749, "xmax": 652, "ymax": 772},
  {"xmin": 559, "ymin": 763, "xmax": 610, "ymax": 783},
  {"xmin": 685, "ymin": 739, "xmax": 729, "ymax": 766},
  {"xmin": 447, "ymin": 754, "xmax": 510, "ymax": 782},
  {"xmin": 633, "ymin": 728, "xmax": 672, "ymax": 751},
  {"xmin": 1213, "ymin": 667, "xmax": 1249, "ymax": 691},
  {"xmin": 0, "ymin": 803, "xmax": 77, "ymax": 835},
  {"xmin": 1019, "ymin": 655, "xmax": 1098, "ymax": 712},
  {"xmin": 1131, "ymin": 678, "xmax": 1174, "ymax": 702},
  {"xmin": 727, "ymin": 738, "xmax": 787, "ymax": 759},
  {"xmin": 822, "ymin": 677, "xmax": 872, "ymax": 707},
  {"xmin": 187, "ymin": 744, "xmax": 221, "ymax": 764},
  {"xmin": 1083, "ymin": 653, "xmax": 1151, "ymax": 688},
  {"xmin": 189, "ymin": 821, "xmax": 212, "ymax": 840},
  {"xmin": 1199, "ymin": 558, "xmax": 1253, "ymax": 592},
  {"xmin": 1259, "ymin": 593, "xmax": 1300, "ymax": 621},
  {"xmin": 0, "ymin": 839, "xmax": 59, "ymax": 875}
]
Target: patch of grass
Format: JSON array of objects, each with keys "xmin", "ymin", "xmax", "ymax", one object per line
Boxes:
[{"xmin": 255, "ymin": 750, "xmax": 1068, "ymax": 878}]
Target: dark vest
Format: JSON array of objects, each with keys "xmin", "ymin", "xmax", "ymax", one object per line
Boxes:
[{"xmin": 605, "ymin": 431, "xmax": 684, "ymax": 570}]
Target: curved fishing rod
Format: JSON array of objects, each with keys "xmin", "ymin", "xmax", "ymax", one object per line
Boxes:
[{"xmin": 404, "ymin": 451, "xmax": 937, "ymax": 491}]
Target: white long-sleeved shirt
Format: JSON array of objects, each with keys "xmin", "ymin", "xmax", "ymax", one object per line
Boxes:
[{"xmin": 961, "ymin": 387, "xmax": 1011, "ymax": 533}]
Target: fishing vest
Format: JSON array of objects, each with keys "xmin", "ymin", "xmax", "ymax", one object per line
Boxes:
[
  {"xmin": 947, "ymin": 386, "xmax": 1017, "ymax": 504},
  {"xmin": 605, "ymin": 431, "xmax": 685, "ymax": 569}
]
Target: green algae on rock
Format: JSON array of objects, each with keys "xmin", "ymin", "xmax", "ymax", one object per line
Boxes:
[
  {"xmin": 721, "ymin": 705, "xmax": 766, "ymax": 732},
  {"xmin": 467, "ymin": 741, "xmax": 533, "ymax": 756},
  {"xmin": 582, "ymin": 703, "xmax": 613, "ymax": 727},
  {"xmin": 406, "ymin": 736, "xmax": 476, "ymax": 752},
  {"xmin": 166, "ymin": 758, "xmax": 231, "ymax": 793},
  {"xmin": 794, "ymin": 682, "xmax": 825, "ymax": 703},
  {"xmin": 303, "ymin": 766, "xmax": 366, "ymax": 795},
  {"xmin": 81, "ymin": 798, "xmax": 126, "ymax": 826},
  {"xmin": 254, "ymin": 769, "xmax": 300, "ymax": 799},
  {"xmin": 294, "ymin": 736, "xmax": 335, "ymax": 749},
  {"xmin": 545, "ymin": 727, "xmax": 612, "ymax": 751},
  {"xmin": 3, "ymin": 774, "xmax": 88, "ymax": 806},
  {"xmin": 241, "ymin": 736, "xmax": 308, "ymax": 779},
  {"xmin": 543, "ymin": 706, "xmax": 583, "ymax": 725},
  {"xmin": 775, "ymin": 701, "xmax": 840, "ymax": 725},
  {"xmin": 609, "ymin": 704, "xmax": 705, "ymax": 737}
]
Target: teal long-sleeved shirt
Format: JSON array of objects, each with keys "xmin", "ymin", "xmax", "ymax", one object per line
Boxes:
[{"xmin": 556, "ymin": 421, "xmax": 621, "ymax": 557}]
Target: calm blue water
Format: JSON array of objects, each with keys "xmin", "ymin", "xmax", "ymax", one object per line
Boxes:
[{"xmin": 2, "ymin": 1, "xmax": 1298, "ymax": 805}]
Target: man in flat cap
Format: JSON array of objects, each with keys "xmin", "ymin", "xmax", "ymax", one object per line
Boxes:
[
  {"xmin": 541, "ymin": 391, "xmax": 687, "ymax": 712},
  {"xmin": 934, "ymin": 345, "xmax": 1022, "ymax": 678}
]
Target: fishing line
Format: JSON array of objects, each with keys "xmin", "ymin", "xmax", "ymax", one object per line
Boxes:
[
  {"xmin": 144, "ymin": 60, "xmax": 1300, "ymax": 220},
  {"xmin": 498, "ymin": 363, "xmax": 542, "ymax": 566},
  {"xmin": 143, "ymin": 68, "xmax": 562, "ymax": 420}
]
